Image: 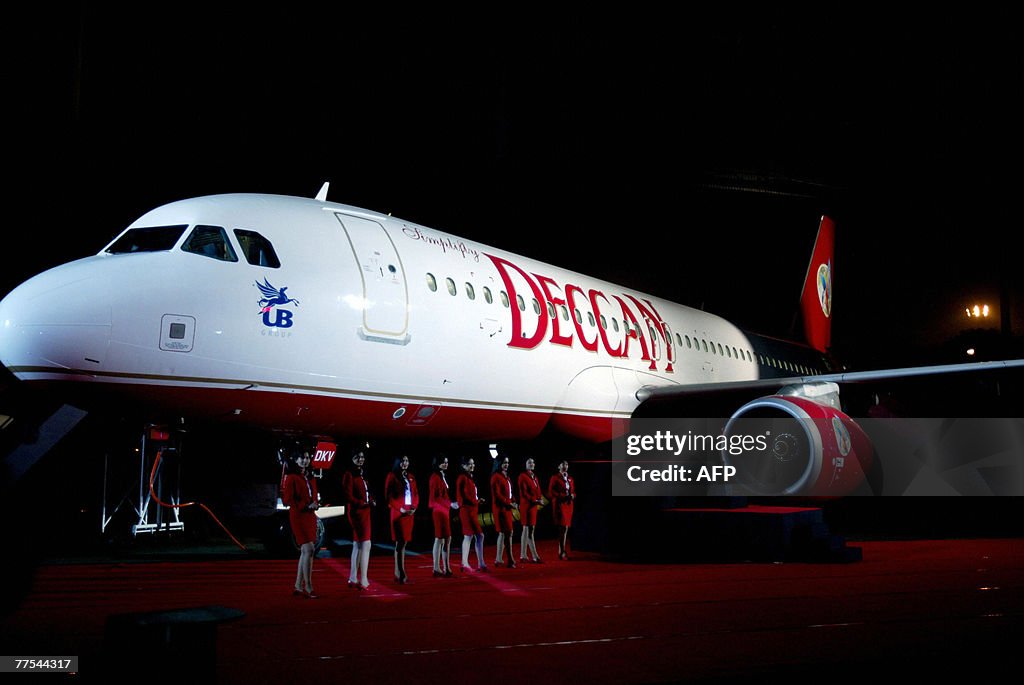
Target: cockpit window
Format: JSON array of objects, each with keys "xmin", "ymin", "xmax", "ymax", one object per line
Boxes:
[
  {"xmin": 182, "ymin": 225, "xmax": 238, "ymax": 262},
  {"xmin": 233, "ymin": 229, "xmax": 281, "ymax": 268},
  {"xmin": 106, "ymin": 225, "xmax": 187, "ymax": 254}
]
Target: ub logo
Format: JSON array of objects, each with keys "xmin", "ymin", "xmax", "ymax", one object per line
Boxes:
[{"xmin": 256, "ymin": 278, "xmax": 300, "ymax": 328}]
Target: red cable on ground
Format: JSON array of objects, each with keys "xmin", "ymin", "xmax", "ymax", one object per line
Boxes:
[{"xmin": 148, "ymin": 448, "xmax": 248, "ymax": 551}]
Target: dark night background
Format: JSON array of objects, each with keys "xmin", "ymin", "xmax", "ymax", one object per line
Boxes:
[
  {"xmin": 1, "ymin": 7, "xmax": 1023, "ymax": 608},
  {"xmin": 7, "ymin": 6, "xmax": 1022, "ymax": 369}
]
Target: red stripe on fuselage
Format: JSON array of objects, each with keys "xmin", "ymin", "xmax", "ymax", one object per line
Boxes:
[{"xmin": 25, "ymin": 379, "xmax": 618, "ymax": 442}]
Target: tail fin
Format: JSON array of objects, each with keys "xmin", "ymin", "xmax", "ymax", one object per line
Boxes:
[{"xmin": 799, "ymin": 216, "xmax": 835, "ymax": 353}]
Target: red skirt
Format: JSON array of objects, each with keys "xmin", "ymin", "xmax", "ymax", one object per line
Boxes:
[
  {"xmin": 391, "ymin": 510, "xmax": 414, "ymax": 542},
  {"xmin": 553, "ymin": 501, "xmax": 573, "ymax": 527},
  {"xmin": 289, "ymin": 509, "xmax": 318, "ymax": 546},
  {"xmin": 519, "ymin": 501, "xmax": 538, "ymax": 526},
  {"xmin": 348, "ymin": 507, "xmax": 371, "ymax": 542},
  {"xmin": 495, "ymin": 508, "xmax": 514, "ymax": 534},
  {"xmin": 460, "ymin": 505, "xmax": 482, "ymax": 535},
  {"xmin": 432, "ymin": 509, "xmax": 451, "ymax": 538}
]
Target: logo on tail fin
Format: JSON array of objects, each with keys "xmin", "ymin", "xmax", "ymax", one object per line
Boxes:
[{"xmin": 816, "ymin": 261, "xmax": 832, "ymax": 318}]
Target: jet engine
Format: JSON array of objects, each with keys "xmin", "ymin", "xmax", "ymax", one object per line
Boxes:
[{"xmin": 721, "ymin": 383, "xmax": 876, "ymax": 496}]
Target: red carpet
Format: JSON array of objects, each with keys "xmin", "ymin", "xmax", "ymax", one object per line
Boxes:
[{"xmin": 3, "ymin": 538, "xmax": 1022, "ymax": 682}]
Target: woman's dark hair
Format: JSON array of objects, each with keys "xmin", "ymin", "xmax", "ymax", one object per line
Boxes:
[
  {"xmin": 491, "ymin": 454, "xmax": 508, "ymax": 474},
  {"xmin": 285, "ymin": 449, "xmax": 310, "ymax": 475},
  {"xmin": 350, "ymin": 448, "xmax": 367, "ymax": 471},
  {"xmin": 460, "ymin": 455, "xmax": 474, "ymax": 471},
  {"xmin": 432, "ymin": 455, "xmax": 449, "ymax": 472},
  {"xmin": 392, "ymin": 455, "xmax": 409, "ymax": 477}
]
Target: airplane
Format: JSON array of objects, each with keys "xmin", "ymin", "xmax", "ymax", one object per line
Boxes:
[{"xmin": 1, "ymin": 184, "xmax": 1022, "ymax": 499}]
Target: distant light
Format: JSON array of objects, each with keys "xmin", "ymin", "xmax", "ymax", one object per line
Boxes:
[
  {"xmin": 967, "ymin": 348, "xmax": 976, "ymax": 356},
  {"xmin": 966, "ymin": 304, "xmax": 991, "ymax": 318}
]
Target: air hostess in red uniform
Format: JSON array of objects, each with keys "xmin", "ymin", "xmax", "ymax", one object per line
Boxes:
[
  {"xmin": 385, "ymin": 455, "xmax": 419, "ymax": 584},
  {"xmin": 342, "ymin": 448, "xmax": 374, "ymax": 589},
  {"xmin": 548, "ymin": 460, "xmax": 576, "ymax": 560},
  {"xmin": 517, "ymin": 457, "xmax": 544, "ymax": 563},
  {"xmin": 429, "ymin": 455, "xmax": 457, "ymax": 577},
  {"xmin": 281, "ymin": 450, "xmax": 320, "ymax": 598},
  {"xmin": 456, "ymin": 456, "xmax": 488, "ymax": 572},
  {"xmin": 490, "ymin": 456, "xmax": 518, "ymax": 568}
]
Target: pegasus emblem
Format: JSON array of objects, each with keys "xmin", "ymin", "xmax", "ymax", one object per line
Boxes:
[{"xmin": 256, "ymin": 278, "xmax": 300, "ymax": 313}]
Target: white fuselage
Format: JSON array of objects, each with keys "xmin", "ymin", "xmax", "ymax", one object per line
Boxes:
[{"xmin": 0, "ymin": 193, "xmax": 807, "ymax": 441}]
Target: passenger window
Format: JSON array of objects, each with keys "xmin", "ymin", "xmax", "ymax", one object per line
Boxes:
[
  {"xmin": 574, "ymin": 309, "xmax": 582, "ymax": 325},
  {"xmin": 600, "ymin": 315, "xmax": 607, "ymax": 330},
  {"xmin": 426, "ymin": 273, "xmax": 438, "ymax": 292},
  {"xmin": 588, "ymin": 312, "xmax": 596, "ymax": 327},
  {"xmin": 107, "ymin": 225, "xmax": 187, "ymax": 253},
  {"xmin": 517, "ymin": 294, "xmax": 526, "ymax": 311},
  {"xmin": 612, "ymin": 318, "xmax": 620, "ymax": 332},
  {"xmin": 465, "ymin": 283, "xmax": 476, "ymax": 300},
  {"xmin": 532, "ymin": 298, "xmax": 541, "ymax": 316},
  {"xmin": 702, "ymin": 340, "xmax": 708, "ymax": 353},
  {"xmin": 446, "ymin": 278, "xmax": 457, "ymax": 296},
  {"xmin": 182, "ymin": 225, "xmax": 238, "ymax": 262},
  {"xmin": 483, "ymin": 287, "xmax": 493, "ymax": 304},
  {"xmin": 234, "ymin": 229, "xmax": 281, "ymax": 268},
  {"xmin": 710, "ymin": 340, "xmax": 716, "ymax": 355},
  {"xmin": 501, "ymin": 291, "xmax": 510, "ymax": 308},
  {"xmin": 726, "ymin": 346, "xmax": 732, "ymax": 358},
  {"xmin": 547, "ymin": 302, "xmax": 555, "ymax": 318},
  {"xmin": 560, "ymin": 305, "xmax": 569, "ymax": 321}
]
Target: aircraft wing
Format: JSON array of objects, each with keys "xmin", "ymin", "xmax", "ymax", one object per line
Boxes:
[{"xmin": 636, "ymin": 358, "xmax": 1024, "ymax": 402}]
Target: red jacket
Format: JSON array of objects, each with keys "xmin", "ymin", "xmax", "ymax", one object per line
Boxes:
[
  {"xmin": 342, "ymin": 469, "xmax": 372, "ymax": 511},
  {"xmin": 518, "ymin": 471, "xmax": 543, "ymax": 505},
  {"xmin": 429, "ymin": 472, "xmax": 452, "ymax": 514},
  {"xmin": 491, "ymin": 471, "xmax": 515, "ymax": 511},
  {"xmin": 456, "ymin": 473, "xmax": 479, "ymax": 507},
  {"xmin": 548, "ymin": 473, "xmax": 575, "ymax": 504},
  {"xmin": 385, "ymin": 471, "xmax": 420, "ymax": 515},
  {"xmin": 281, "ymin": 472, "xmax": 318, "ymax": 512}
]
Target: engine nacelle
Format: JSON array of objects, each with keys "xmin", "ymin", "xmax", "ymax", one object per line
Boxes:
[{"xmin": 722, "ymin": 394, "xmax": 874, "ymax": 496}]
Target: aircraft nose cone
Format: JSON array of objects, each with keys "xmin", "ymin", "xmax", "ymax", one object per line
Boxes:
[{"xmin": 0, "ymin": 262, "xmax": 113, "ymax": 378}]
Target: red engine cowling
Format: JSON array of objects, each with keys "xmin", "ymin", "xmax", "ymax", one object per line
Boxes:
[{"xmin": 722, "ymin": 395, "xmax": 875, "ymax": 496}]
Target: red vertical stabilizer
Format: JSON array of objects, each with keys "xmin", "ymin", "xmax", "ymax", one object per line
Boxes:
[{"xmin": 799, "ymin": 216, "xmax": 835, "ymax": 353}]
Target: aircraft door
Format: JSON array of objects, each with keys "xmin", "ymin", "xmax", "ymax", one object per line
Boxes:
[{"xmin": 335, "ymin": 213, "xmax": 410, "ymax": 344}]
